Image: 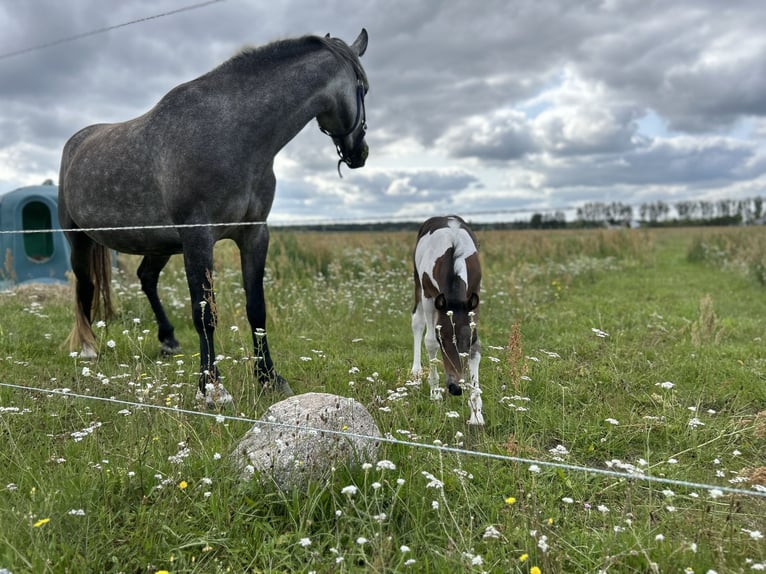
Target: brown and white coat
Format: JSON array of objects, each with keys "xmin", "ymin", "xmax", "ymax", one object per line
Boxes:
[{"xmin": 411, "ymin": 215, "xmax": 483, "ymax": 425}]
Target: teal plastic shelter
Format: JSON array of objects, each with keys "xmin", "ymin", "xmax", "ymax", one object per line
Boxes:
[{"xmin": 0, "ymin": 184, "xmax": 71, "ymax": 286}]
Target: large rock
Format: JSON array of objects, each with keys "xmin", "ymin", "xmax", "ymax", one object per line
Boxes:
[{"xmin": 232, "ymin": 392, "xmax": 382, "ymax": 489}]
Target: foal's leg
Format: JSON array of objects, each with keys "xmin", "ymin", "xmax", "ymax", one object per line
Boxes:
[
  {"xmin": 410, "ymin": 300, "xmax": 426, "ymax": 379},
  {"xmin": 422, "ymin": 300, "xmax": 443, "ymax": 400},
  {"xmin": 180, "ymin": 232, "xmax": 231, "ymax": 407},
  {"xmin": 237, "ymin": 224, "xmax": 293, "ymax": 395},
  {"xmin": 137, "ymin": 255, "xmax": 180, "ymax": 354},
  {"xmin": 467, "ymin": 339, "xmax": 484, "ymax": 426}
]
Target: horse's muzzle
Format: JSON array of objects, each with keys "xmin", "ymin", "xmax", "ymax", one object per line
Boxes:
[{"xmin": 347, "ymin": 141, "xmax": 368, "ymax": 169}]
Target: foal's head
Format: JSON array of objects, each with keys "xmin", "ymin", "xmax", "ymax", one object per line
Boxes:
[{"xmin": 435, "ymin": 290, "xmax": 480, "ymax": 396}]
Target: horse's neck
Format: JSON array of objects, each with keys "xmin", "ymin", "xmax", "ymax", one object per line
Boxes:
[{"xmin": 216, "ymin": 53, "xmax": 339, "ymax": 152}]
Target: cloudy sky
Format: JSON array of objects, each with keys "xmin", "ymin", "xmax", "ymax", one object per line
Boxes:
[{"xmin": 1, "ymin": 0, "xmax": 765, "ymax": 224}]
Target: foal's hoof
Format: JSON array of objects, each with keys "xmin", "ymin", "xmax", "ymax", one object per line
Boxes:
[
  {"xmin": 447, "ymin": 383, "xmax": 463, "ymax": 396},
  {"xmin": 195, "ymin": 383, "xmax": 234, "ymax": 409}
]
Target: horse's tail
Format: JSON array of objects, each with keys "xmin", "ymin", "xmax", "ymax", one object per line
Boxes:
[{"xmin": 66, "ymin": 244, "xmax": 115, "ymax": 354}]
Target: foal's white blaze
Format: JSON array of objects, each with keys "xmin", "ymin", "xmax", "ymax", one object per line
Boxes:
[{"xmin": 411, "ymin": 216, "xmax": 483, "ymax": 425}]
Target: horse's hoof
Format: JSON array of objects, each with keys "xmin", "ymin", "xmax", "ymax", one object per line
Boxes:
[
  {"xmin": 447, "ymin": 383, "xmax": 463, "ymax": 396},
  {"xmin": 196, "ymin": 383, "xmax": 234, "ymax": 409},
  {"xmin": 265, "ymin": 375, "xmax": 293, "ymax": 396},
  {"xmin": 160, "ymin": 339, "xmax": 181, "ymax": 355},
  {"xmin": 79, "ymin": 345, "xmax": 97, "ymax": 360}
]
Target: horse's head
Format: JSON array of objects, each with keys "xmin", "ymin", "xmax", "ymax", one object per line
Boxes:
[
  {"xmin": 317, "ymin": 29, "xmax": 369, "ymax": 176},
  {"xmin": 435, "ymin": 291, "xmax": 480, "ymax": 396}
]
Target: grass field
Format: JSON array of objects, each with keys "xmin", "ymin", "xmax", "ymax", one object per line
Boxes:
[{"xmin": 1, "ymin": 226, "xmax": 765, "ymax": 573}]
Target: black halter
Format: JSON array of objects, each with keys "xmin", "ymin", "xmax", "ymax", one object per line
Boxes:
[{"xmin": 319, "ymin": 81, "xmax": 367, "ymax": 177}]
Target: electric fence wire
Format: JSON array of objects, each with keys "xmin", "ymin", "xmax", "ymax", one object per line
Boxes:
[
  {"xmin": 0, "ymin": 0, "xmax": 227, "ymax": 61},
  {"xmin": 0, "ymin": 381, "xmax": 764, "ymax": 500}
]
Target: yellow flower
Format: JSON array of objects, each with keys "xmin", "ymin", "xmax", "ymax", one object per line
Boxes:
[
  {"xmin": 179, "ymin": 481, "xmax": 188, "ymax": 490},
  {"xmin": 505, "ymin": 496, "xmax": 516, "ymax": 505},
  {"xmin": 519, "ymin": 553, "xmax": 528, "ymax": 562},
  {"xmin": 156, "ymin": 571, "xmax": 170, "ymax": 574},
  {"xmin": 547, "ymin": 517, "xmax": 554, "ymax": 525},
  {"xmin": 33, "ymin": 517, "xmax": 50, "ymax": 528},
  {"xmin": 531, "ymin": 567, "xmax": 542, "ymax": 574}
]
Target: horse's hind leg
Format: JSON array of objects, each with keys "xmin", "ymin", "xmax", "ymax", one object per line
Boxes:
[
  {"xmin": 137, "ymin": 255, "xmax": 180, "ymax": 354},
  {"xmin": 66, "ymin": 231, "xmax": 97, "ymax": 358}
]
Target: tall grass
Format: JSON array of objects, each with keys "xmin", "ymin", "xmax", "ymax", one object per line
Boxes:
[{"xmin": 0, "ymin": 227, "xmax": 764, "ymax": 573}]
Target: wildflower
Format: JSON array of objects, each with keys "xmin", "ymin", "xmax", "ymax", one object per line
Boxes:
[
  {"xmin": 655, "ymin": 534, "xmax": 665, "ymax": 541},
  {"xmin": 537, "ymin": 535, "xmax": 549, "ymax": 552},
  {"xmin": 341, "ymin": 485, "xmax": 358, "ymax": 496},
  {"xmin": 483, "ymin": 525, "xmax": 501, "ymax": 539},
  {"xmin": 299, "ymin": 537, "xmax": 312, "ymax": 547},
  {"xmin": 178, "ymin": 481, "xmax": 188, "ymax": 490},
  {"xmin": 361, "ymin": 463, "xmax": 373, "ymax": 470},
  {"xmin": 400, "ymin": 545, "xmax": 411, "ymax": 553},
  {"xmin": 422, "ymin": 471, "xmax": 444, "ymax": 489},
  {"xmin": 656, "ymin": 381, "xmax": 675, "ymax": 389},
  {"xmin": 431, "ymin": 500, "xmax": 439, "ymax": 510},
  {"xmin": 708, "ymin": 488, "xmax": 724, "ymax": 499},
  {"xmin": 505, "ymin": 496, "xmax": 516, "ymax": 505},
  {"xmin": 356, "ymin": 537, "xmax": 368, "ymax": 545},
  {"xmin": 106, "ymin": 339, "xmax": 116, "ymax": 348},
  {"xmin": 404, "ymin": 559, "xmax": 416, "ymax": 566},
  {"xmin": 213, "ymin": 452, "xmax": 222, "ymax": 460},
  {"xmin": 519, "ymin": 553, "xmax": 529, "ymax": 562},
  {"xmin": 531, "ymin": 568, "xmax": 541, "ymax": 574},
  {"xmin": 597, "ymin": 505, "xmax": 610, "ymax": 513},
  {"xmin": 529, "ymin": 464, "xmax": 541, "ymax": 473},
  {"xmin": 742, "ymin": 529, "xmax": 764, "ymax": 540},
  {"xmin": 591, "ymin": 327, "xmax": 609, "ymax": 338},
  {"xmin": 33, "ymin": 517, "xmax": 50, "ymax": 527},
  {"xmin": 688, "ymin": 417, "xmax": 705, "ymax": 429},
  {"xmin": 605, "ymin": 418, "xmax": 620, "ymax": 425},
  {"xmin": 562, "ymin": 497, "xmax": 574, "ymax": 504}
]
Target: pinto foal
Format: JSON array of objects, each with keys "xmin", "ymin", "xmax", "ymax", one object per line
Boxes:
[{"xmin": 411, "ymin": 215, "xmax": 484, "ymax": 425}]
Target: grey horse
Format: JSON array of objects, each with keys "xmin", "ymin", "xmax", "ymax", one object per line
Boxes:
[{"xmin": 58, "ymin": 29, "xmax": 370, "ymax": 406}]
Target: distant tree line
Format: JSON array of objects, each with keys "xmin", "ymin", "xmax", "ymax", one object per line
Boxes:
[
  {"xmin": 275, "ymin": 197, "xmax": 766, "ymax": 233},
  {"xmin": 568, "ymin": 197, "xmax": 765, "ymax": 228}
]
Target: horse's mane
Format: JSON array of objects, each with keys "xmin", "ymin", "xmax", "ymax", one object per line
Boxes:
[{"xmin": 218, "ymin": 35, "xmax": 367, "ymax": 88}]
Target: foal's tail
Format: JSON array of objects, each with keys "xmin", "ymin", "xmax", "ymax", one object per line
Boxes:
[{"xmin": 66, "ymin": 244, "xmax": 115, "ymax": 353}]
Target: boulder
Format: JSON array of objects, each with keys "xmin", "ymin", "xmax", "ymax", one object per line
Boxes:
[{"xmin": 232, "ymin": 392, "xmax": 382, "ymax": 489}]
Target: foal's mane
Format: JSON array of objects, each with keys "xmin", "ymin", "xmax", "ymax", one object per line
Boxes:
[{"xmin": 218, "ymin": 34, "xmax": 367, "ymax": 88}]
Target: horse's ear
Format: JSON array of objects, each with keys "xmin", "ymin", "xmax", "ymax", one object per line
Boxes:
[
  {"xmin": 351, "ymin": 28, "xmax": 368, "ymax": 57},
  {"xmin": 325, "ymin": 33, "xmax": 331, "ymax": 39},
  {"xmin": 468, "ymin": 293, "xmax": 479, "ymax": 311},
  {"xmin": 435, "ymin": 293, "xmax": 447, "ymax": 311}
]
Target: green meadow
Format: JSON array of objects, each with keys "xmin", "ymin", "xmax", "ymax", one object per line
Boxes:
[{"xmin": 0, "ymin": 226, "xmax": 764, "ymax": 573}]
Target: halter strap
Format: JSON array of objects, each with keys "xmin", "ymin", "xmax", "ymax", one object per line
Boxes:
[{"xmin": 318, "ymin": 82, "xmax": 367, "ymax": 139}]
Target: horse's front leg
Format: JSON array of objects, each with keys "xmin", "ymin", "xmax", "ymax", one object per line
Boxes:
[
  {"xmin": 181, "ymin": 232, "xmax": 232, "ymax": 407},
  {"xmin": 237, "ymin": 224, "xmax": 293, "ymax": 395}
]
